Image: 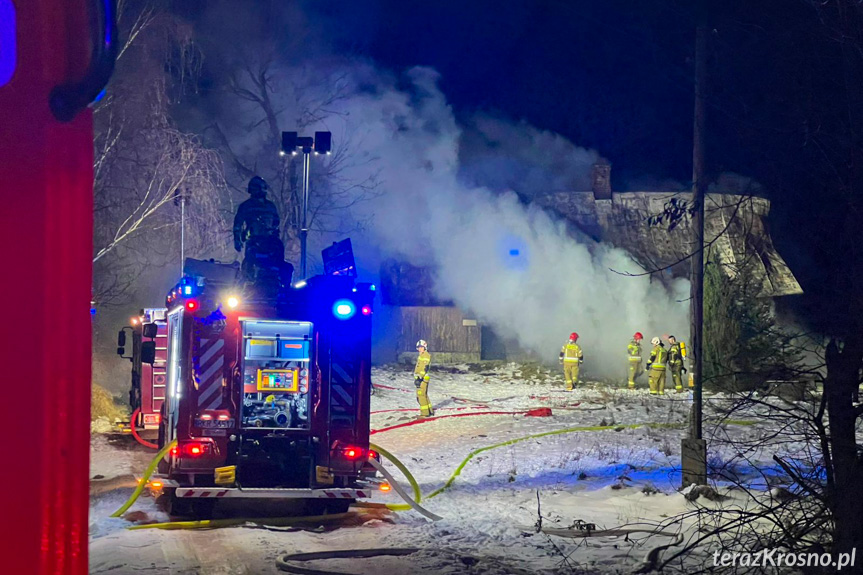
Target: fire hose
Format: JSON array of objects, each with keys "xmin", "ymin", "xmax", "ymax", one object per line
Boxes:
[
  {"xmin": 370, "ymin": 411, "xmax": 525, "ymax": 435},
  {"xmin": 112, "ymin": 418, "xmax": 756, "ymax": 528},
  {"xmin": 374, "ymin": 421, "xmax": 688, "ymax": 512},
  {"xmin": 130, "ymin": 408, "xmax": 159, "ymax": 449},
  {"xmin": 110, "ymin": 439, "xmax": 176, "ymax": 518},
  {"xmin": 275, "ymin": 548, "xmax": 422, "ymax": 574},
  {"xmin": 109, "ymin": 438, "xmax": 434, "ymax": 529}
]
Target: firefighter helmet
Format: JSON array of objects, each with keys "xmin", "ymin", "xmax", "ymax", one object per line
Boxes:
[
  {"xmin": 651, "ymin": 337, "xmax": 661, "ymax": 346},
  {"xmin": 633, "ymin": 332, "xmax": 643, "ymax": 340},
  {"xmin": 416, "ymin": 339, "xmax": 428, "ymax": 349},
  {"xmin": 569, "ymin": 332, "xmax": 579, "ymax": 341},
  {"xmin": 248, "ymin": 176, "xmax": 269, "ymax": 195}
]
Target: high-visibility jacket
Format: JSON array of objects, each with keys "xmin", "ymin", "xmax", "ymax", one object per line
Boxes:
[
  {"xmin": 668, "ymin": 342, "xmax": 684, "ymax": 365},
  {"xmin": 648, "ymin": 344, "xmax": 667, "ymax": 369},
  {"xmin": 414, "ymin": 350, "xmax": 431, "ymax": 379},
  {"xmin": 560, "ymin": 342, "xmax": 583, "ymax": 363},
  {"xmin": 627, "ymin": 340, "xmax": 642, "ymax": 361}
]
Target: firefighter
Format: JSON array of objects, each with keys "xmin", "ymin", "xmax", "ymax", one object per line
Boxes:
[
  {"xmin": 414, "ymin": 339, "xmax": 434, "ymax": 417},
  {"xmin": 559, "ymin": 332, "xmax": 584, "ymax": 391},
  {"xmin": 666, "ymin": 334, "xmax": 687, "ymax": 392},
  {"xmin": 627, "ymin": 332, "xmax": 645, "ymax": 389},
  {"xmin": 233, "ymin": 176, "xmax": 292, "ymax": 287},
  {"xmin": 646, "ymin": 336, "xmax": 668, "ymax": 395}
]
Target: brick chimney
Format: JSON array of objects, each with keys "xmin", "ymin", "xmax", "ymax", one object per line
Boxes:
[{"xmin": 591, "ymin": 160, "xmax": 612, "ymax": 200}]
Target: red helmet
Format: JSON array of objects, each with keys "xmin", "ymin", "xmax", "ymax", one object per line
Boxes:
[
  {"xmin": 634, "ymin": 332, "xmax": 643, "ymax": 340},
  {"xmin": 569, "ymin": 332, "xmax": 579, "ymax": 341}
]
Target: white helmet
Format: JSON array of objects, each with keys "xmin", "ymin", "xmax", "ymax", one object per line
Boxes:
[
  {"xmin": 651, "ymin": 337, "xmax": 661, "ymax": 346},
  {"xmin": 416, "ymin": 339, "xmax": 428, "ymax": 349}
]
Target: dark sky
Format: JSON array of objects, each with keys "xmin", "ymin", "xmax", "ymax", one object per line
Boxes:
[{"xmin": 311, "ymin": 0, "xmax": 696, "ymax": 185}]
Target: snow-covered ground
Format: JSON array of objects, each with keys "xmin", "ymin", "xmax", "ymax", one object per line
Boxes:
[{"xmin": 89, "ymin": 365, "xmax": 793, "ymax": 574}]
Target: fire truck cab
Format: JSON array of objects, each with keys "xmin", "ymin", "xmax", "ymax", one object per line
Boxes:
[
  {"xmin": 117, "ymin": 308, "xmax": 168, "ymax": 433},
  {"xmin": 151, "ymin": 251, "xmax": 375, "ymax": 516}
]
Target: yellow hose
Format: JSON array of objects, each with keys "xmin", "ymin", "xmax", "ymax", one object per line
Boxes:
[
  {"xmin": 117, "ymin": 420, "xmax": 757, "ymax": 524},
  {"xmin": 374, "ymin": 420, "xmax": 754, "ymax": 510},
  {"xmin": 110, "ymin": 440, "xmax": 176, "ymax": 518},
  {"xmin": 128, "ymin": 512, "xmax": 353, "ymax": 531},
  {"xmin": 369, "ymin": 442, "xmax": 422, "ymax": 507}
]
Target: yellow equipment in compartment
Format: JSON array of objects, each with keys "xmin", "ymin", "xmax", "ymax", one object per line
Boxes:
[{"xmin": 257, "ymin": 369, "xmax": 299, "ymax": 392}]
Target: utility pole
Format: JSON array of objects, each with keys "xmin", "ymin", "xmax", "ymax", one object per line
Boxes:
[
  {"xmin": 174, "ymin": 189, "xmax": 188, "ymax": 276},
  {"xmin": 280, "ymin": 131, "xmax": 332, "ymax": 280},
  {"xmin": 682, "ymin": 0, "xmax": 708, "ymax": 487}
]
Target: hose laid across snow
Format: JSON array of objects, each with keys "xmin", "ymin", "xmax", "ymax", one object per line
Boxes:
[
  {"xmin": 110, "ymin": 439, "xmax": 176, "ymax": 518},
  {"xmin": 276, "ymin": 548, "xmax": 420, "ymax": 574},
  {"xmin": 368, "ymin": 458, "xmax": 442, "ymax": 521},
  {"xmin": 129, "ymin": 512, "xmax": 353, "ymax": 531},
  {"xmin": 368, "ymin": 442, "xmax": 422, "ymax": 504},
  {"xmin": 370, "ymin": 411, "xmax": 524, "ymax": 435}
]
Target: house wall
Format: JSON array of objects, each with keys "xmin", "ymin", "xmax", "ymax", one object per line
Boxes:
[{"xmin": 390, "ymin": 306, "xmax": 481, "ymax": 364}]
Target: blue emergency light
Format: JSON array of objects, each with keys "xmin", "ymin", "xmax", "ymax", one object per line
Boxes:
[
  {"xmin": 0, "ymin": 1, "xmax": 15, "ymax": 88},
  {"xmin": 332, "ymin": 299, "xmax": 356, "ymax": 320}
]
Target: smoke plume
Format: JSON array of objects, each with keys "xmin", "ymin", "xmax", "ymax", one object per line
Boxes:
[{"xmin": 298, "ymin": 64, "xmax": 689, "ymax": 375}]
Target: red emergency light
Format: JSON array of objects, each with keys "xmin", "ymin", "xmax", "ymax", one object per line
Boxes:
[
  {"xmin": 361, "ymin": 305, "xmax": 372, "ymax": 316},
  {"xmin": 170, "ymin": 441, "xmax": 209, "ymax": 458},
  {"xmin": 185, "ymin": 299, "xmax": 198, "ymax": 311},
  {"xmin": 334, "ymin": 445, "xmax": 365, "ymax": 460}
]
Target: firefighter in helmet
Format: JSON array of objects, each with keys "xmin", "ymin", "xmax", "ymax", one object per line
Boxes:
[
  {"xmin": 646, "ymin": 336, "xmax": 668, "ymax": 395},
  {"xmin": 233, "ymin": 176, "xmax": 292, "ymax": 286},
  {"xmin": 414, "ymin": 339, "xmax": 434, "ymax": 417},
  {"xmin": 559, "ymin": 332, "xmax": 584, "ymax": 391},
  {"xmin": 665, "ymin": 334, "xmax": 687, "ymax": 392},
  {"xmin": 627, "ymin": 332, "xmax": 645, "ymax": 389}
]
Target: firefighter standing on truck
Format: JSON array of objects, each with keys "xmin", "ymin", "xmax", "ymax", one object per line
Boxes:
[
  {"xmin": 414, "ymin": 339, "xmax": 434, "ymax": 417},
  {"xmin": 666, "ymin": 334, "xmax": 687, "ymax": 392},
  {"xmin": 559, "ymin": 332, "xmax": 584, "ymax": 391},
  {"xmin": 646, "ymin": 337, "xmax": 668, "ymax": 395},
  {"xmin": 233, "ymin": 176, "xmax": 290, "ymax": 285},
  {"xmin": 627, "ymin": 332, "xmax": 645, "ymax": 389}
]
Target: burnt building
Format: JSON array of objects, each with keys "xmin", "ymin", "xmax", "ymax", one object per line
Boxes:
[{"xmin": 374, "ymin": 163, "xmax": 801, "ymax": 364}]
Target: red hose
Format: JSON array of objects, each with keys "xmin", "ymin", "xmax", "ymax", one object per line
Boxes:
[
  {"xmin": 372, "ymin": 383, "xmax": 412, "ymax": 393},
  {"xmin": 371, "ymin": 406, "xmax": 486, "ymax": 415},
  {"xmin": 370, "ymin": 411, "xmax": 525, "ymax": 435},
  {"xmin": 130, "ymin": 408, "xmax": 159, "ymax": 449}
]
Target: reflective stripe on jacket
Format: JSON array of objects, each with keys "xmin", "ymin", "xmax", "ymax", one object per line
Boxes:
[
  {"xmin": 648, "ymin": 345, "xmax": 667, "ymax": 369},
  {"xmin": 561, "ymin": 343, "xmax": 583, "ymax": 362},
  {"xmin": 414, "ymin": 351, "xmax": 431, "ymax": 377},
  {"xmin": 627, "ymin": 340, "xmax": 642, "ymax": 361}
]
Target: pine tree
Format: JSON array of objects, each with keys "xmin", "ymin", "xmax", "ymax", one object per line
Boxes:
[{"xmin": 703, "ymin": 253, "xmax": 797, "ymax": 391}]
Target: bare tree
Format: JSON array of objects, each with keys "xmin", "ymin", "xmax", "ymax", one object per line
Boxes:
[
  {"xmin": 187, "ymin": 3, "xmax": 380, "ymax": 269},
  {"xmin": 92, "ymin": 2, "xmax": 228, "ymax": 305}
]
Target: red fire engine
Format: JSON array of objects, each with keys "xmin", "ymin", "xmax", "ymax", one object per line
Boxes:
[
  {"xmin": 118, "ymin": 308, "xmax": 168, "ymax": 435},
  {"xmin": 149, "ymin": 252, "xmax": 376, "ymax": 516}
]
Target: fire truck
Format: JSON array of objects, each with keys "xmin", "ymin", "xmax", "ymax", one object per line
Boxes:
[
  {"xmin": 148, "ymin": 246, "xmax": 377, "ymax": 517},
  {"xmin": 117, "ymin": 308, "xmax": 169, "ymax": 435}
]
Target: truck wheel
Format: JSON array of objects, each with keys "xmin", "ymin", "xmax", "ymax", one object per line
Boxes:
[
  {"xmin": 157, "ymin": 491, "xmax": 216, "ymax": 519},
  {"xmin": 304, "ymin": 499, "xmax": 353, "ymax": 516},
  {"xmin": 157, "ymin": 490, "xmax": 191, "ymax": 517}
]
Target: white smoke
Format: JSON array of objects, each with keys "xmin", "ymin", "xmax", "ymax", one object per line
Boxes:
[
  {"xmin": 282, "ymin": 64, "xmax": 691, "ymax": 375},
  {"xmin": 458, "ymin": 114, "xmax": 601, "ymax": 198}
]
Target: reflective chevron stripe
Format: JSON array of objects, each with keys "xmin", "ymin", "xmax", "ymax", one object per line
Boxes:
[{"xmin": 196, "ymin": 337, "xmax": 225, "ymax": 410}]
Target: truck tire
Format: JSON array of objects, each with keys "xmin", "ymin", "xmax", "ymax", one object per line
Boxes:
[
  {"xmin": 304, "ymin": 498, "xmax": 353, "ymax": 516},
  {"xmin": 157, "ymin": 490, "xmax": 216, "ymax": 519}
]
